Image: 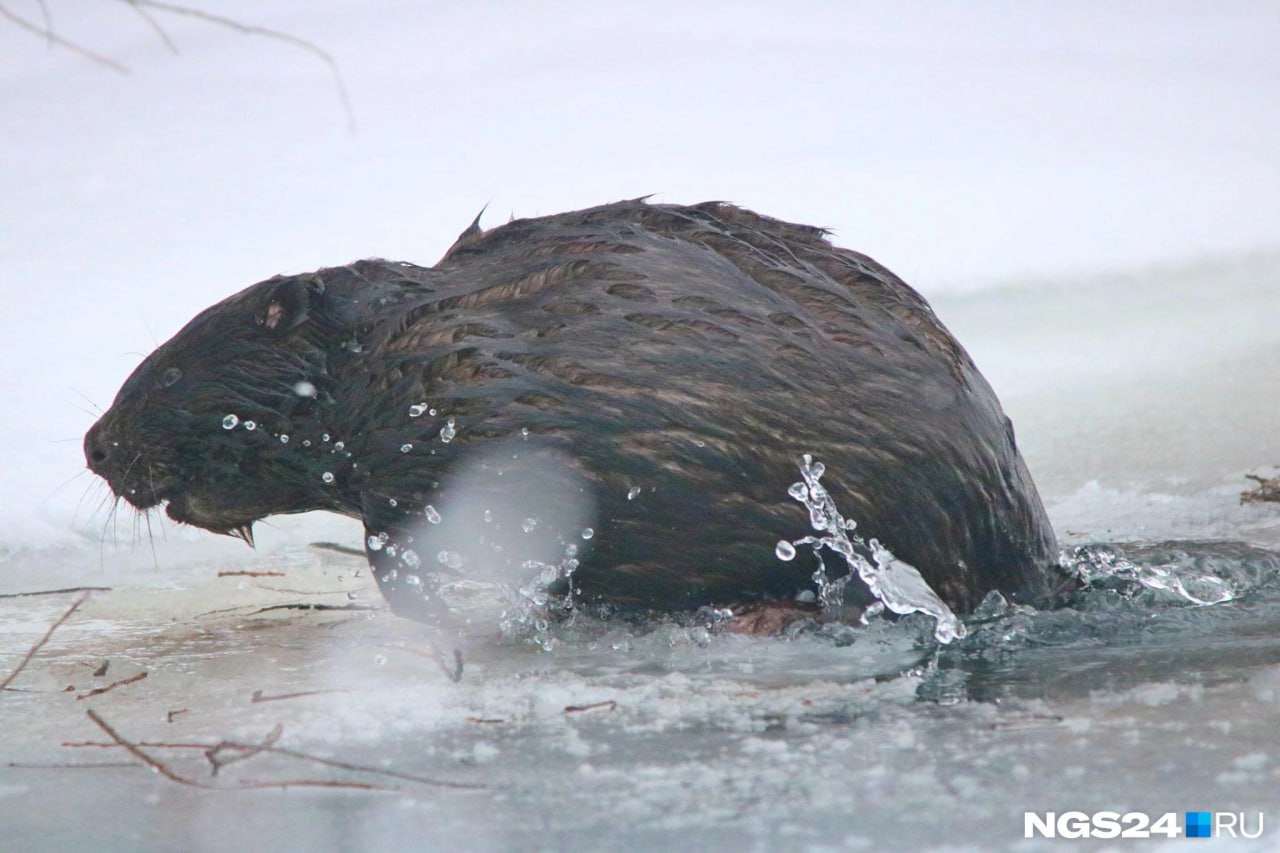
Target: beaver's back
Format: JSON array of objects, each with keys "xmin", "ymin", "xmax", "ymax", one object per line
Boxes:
[{"xmin": 327, "ymin": 200, "xmax": 1058, "ymax": 612}]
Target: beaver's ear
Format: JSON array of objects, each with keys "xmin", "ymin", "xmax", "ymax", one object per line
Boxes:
[{"xmin": 254, "ymin": 275, "xmax": 326, "ymax": 335}]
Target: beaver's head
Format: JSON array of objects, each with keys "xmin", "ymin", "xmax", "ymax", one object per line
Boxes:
[{"xmin": 84, "ymin": 273, "xmax": 337, "ymax": 542}]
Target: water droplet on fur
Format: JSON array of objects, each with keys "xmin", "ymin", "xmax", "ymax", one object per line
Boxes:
[
  {"xmin": 302, "ymin": 439, "xmax": 312, "ymax": 447},
  {"xmin": 522, "ymin": 517, "xmax": 538, "ymax": 533},
  {"xmin": 401, "ymin": 549, "xmax": 421, "ymax": 569},
  {"xmin": 321, "ymin": 472, "xmax": 335, "ymax": 484},
  {"xmin": 374, "ymin": 654, "xmax": 387, "ymax": 666},
  {"xmin": 408, "ymin": 403, "xmax": 428, "ymax": 418},
  {"xmin": 322, "ymin": 433, "xmax": 330, "ymax": 442},
  {"xmin": 404, "ymin": 574, "xmax": 422, "ymax": 587},
  {"xmin": 627, "ymin": 486, "xmax": 641, "ymax": 500},
  {"xmin": 521, "ymin": 427, "xmax": 529, "ymax": 439},
  {"xmin": 788, "ymin": 482, "xmax": 807, "ymax": 500},
  {"xmin": 425, "ymin": 505, "xmax": 442, "ymax": 524},
  {"xmin": 400, "ymin": 443, "xmax": 413, "ymax": 453},
  {"xmin": 222, "ymin": 414, "xmax": 239, "ymax": 430},
  {"xmin": 279, "ymin": 434, "xmax": 289, "ymax": 444},
  {"xmin": 440, "ymin": 418, "xmax": 457, "ymax": 443},
  {"xmin": 582, "ymin": 527, "xmax": 594, "ymax": 540},
  {"xmin": 776, "ymin": 540, "xmax": 797, "ymax": 561},
  {"xmin": 293, "ymin": 381, "xmax": 317, "ymax": 398},
  {"xmin": 367, "ymin": 534, "xmax": 385, "ymax": 551},
  {"xmin": 565, "ymin": 544, "xmax": 578, "ymax": 558},
  {"xmin": 334, "ymin": 441, "xmax": 345, "ymax": 451},
  {"xmin": 437, "ymin": 550, "xmax": 464, "ymax": 569},
  {"xmin": 388, "ymin": 498, "xmax": 398, "ymax": 507},
  {"xmin": 482, "ymin": 509, "xmax": 493, "ymax": 523},
  {"xmin": 428, "ymin": 407, "xmax": 437, "ymax": 416},
  {"xmin": 243, "ymin": 420, "xmax": 257, "ymax": 431}
]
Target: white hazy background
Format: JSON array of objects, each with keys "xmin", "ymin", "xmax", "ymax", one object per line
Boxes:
[{"xmin": 2, "ymin": 0, "xmax": 1278, "ymax": 546}]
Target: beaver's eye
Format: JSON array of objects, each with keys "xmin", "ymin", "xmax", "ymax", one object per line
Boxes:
[{"xmin": 160, "ymin": 367, "xmax": 183, "ymax": 388}]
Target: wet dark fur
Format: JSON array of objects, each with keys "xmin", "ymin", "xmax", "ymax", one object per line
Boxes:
[{"xmin": 85, "ymin": 200, "xmax": 1061, "ymax": 619}]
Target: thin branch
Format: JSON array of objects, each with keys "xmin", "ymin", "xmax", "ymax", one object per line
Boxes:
[
  {"xmin": 7, "ymin": 761, "xmax": 138, "ymax": 770},
  {"xmin": 1, "ymin": 593, "xmax": 88, "ymax": 692},
  {"xmin": 35, "ymin": 0, "xmax": 50, "ymax": 48},
  {"xmin": 65, "ymin": 736, "xmax": 484, "ymax": 790},
  {"xmin": 0, "ymin": 586, "xmax": 111, "ymax": 600},
  {"xmin": 134, "ymin": 0, "xmax": 355, "ymax": 130},
  {"xmin": 0, "ymin": 3, "xmax": 129, "ymax": 72},
  {"xmin": 206, "ymin": 723, "xmax": 281, "ymax": 776},
  {"xmin": 85, "ymin": 708, "xmax": 207, "ymax": 787},
  {"xmin": 76, "ymin": 671, "xmax": 148, "ymax": 700},
  {"xmin": 564, "ymin": 700, "xmax": 617, "ymax": 714},
  {"xmin": 251, "ymin": 688, "xmax": 339, "ymax": 703},
  {"xmin": 251, "ymin": 603, "xmax": 377, "ymax": 615},
  {"xmin": 83, "ymin": 710, "xmax": 394, "ymax": 791},
  {"xmin": 121, "ymin": 0, "xmax": 179, "ymax": 53}
]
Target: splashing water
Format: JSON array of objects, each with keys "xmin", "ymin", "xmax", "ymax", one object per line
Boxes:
[
  {"xmin": 780, "ymin": 454, "xmax": 967, "ymax": 643},
  {"xmin": 1062, "ymin": 543, "xmax": 1236, "ymax": 605}
]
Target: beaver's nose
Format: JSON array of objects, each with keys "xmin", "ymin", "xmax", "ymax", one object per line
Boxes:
[{"xmin": 84, "ymin": 421, "xmax": 113, "ymax": 473}]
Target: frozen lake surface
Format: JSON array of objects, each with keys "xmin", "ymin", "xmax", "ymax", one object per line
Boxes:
[{"xmin": 3, "ymin": 2, "xmax": 1279, "ymax": 850}]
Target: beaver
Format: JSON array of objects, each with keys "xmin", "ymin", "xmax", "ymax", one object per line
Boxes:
[{"xmin": 84, "ymin": 199, "xmax": 1062, "ymax": 624}]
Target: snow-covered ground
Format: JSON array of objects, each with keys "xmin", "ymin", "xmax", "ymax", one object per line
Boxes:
[{"xmin": 2, "ymin": 3, "xmax": 1279, "ymax": 850}]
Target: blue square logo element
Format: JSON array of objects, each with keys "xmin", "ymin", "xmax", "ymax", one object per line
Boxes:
[{"xmin": 1186, "ymin": 812, "xmax": 1212, "ymax": 838}]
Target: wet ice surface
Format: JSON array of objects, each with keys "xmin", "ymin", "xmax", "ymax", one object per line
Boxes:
[{"xmin": 3, "ymin": 531, "xmax": 1280, "ymax": 852}]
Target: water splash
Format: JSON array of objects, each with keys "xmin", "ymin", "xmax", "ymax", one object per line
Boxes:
[
  {"xmin": 782, "ymin": 454, "xmax": 967, "ymax": 644},
  {"xmin": 1062, "ymin": 543, "xmax": 1235, "ymax": 605}
]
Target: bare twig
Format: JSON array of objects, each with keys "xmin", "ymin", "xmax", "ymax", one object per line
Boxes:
[
  {"xmin": 0, "ymin": 586, "xmax": 111, "ymax": 600},
  {"xmin": 65, "ymin": 736, "xmax": 484, "ymax": 789},
  {"xmin": 83, "ymin": 711, "xmax": 396, "ymax": 791},
  {"xmin": 35, "ymin": 0, "xmax": 50, "ymax": 48},
  {"xmin": 7, "ymin": 2, "xmax": 354, "ymax": 128},
  {"xmin": 121, "ymin": 0, "xmax": 179, "ymax": 53},
  {"xmin": 1242, "ymin": 473, "xmax": 1280, "ymax": 504},
  {"xmin": 381, "ymin": 644, "xmax": 465, "ymax": 683},
  {"xmin": 76, "ymin": 671, "xmax": 148, "ymax": 700},
  {"xmin": 1, "ymin": 593, "xmax": 88, "ymax": 692},
  {"xmin": 206, "ymin": 723, "xmax": 282, "ymax": 776},
  {"xmin": 564, "ymin": 700, "xmax": 617, "ymax": 714},
  {"xmin": 251, "ymin": 603, "xmax": 377, "ymax": 615},
  {"xmin": 250, "ymin": 688, "xmax": 338, "ymax": 703},
  {"xmin": 7, "ymin": 761, "xmax": 138, "ymax": 770},
  {"xmin": 0, "ymin": 3, "xmax": 129, "ymax": 72},
  {"xmin": 134, "ymin": 0, "xmax": 355, "ymax": 130},
  {"xmin": 85, "ymin": 708, "xmax": 209, "ymax": 787}
]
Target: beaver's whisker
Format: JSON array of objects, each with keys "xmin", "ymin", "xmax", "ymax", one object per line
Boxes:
[
  {"xmin": 69, "ymin": 388, "xmax": 103, "ymax": 414},
  {"xmin": 46, "ymin": 468, "xmax": 90, "ymax": 504},
  {"xmin": 142, "ymin": 510, "xmax": 159, "ymax": 571}
]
